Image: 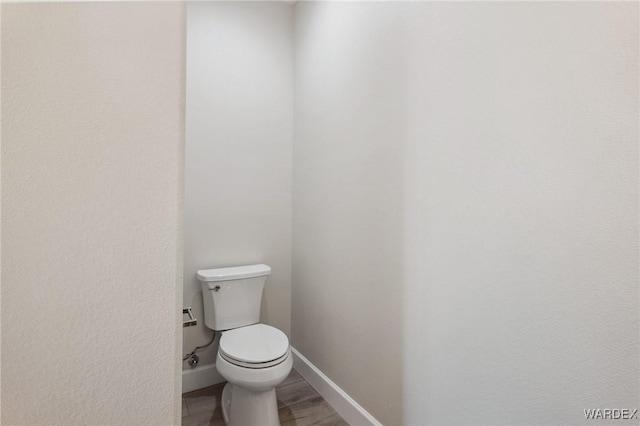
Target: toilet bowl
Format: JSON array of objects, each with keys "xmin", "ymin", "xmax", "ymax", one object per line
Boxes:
[
  {"xmin": 215, "ymin": 323, "xmax": 292, "ymax": 426},
  {"xmin": 197, "ymin": 264, "xmax": 291, "ymax": 425}
]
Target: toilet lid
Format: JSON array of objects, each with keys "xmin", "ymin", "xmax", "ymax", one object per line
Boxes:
[{"xmin": 219, "ymin": 324, "xmax": 289, "ymax": 364}]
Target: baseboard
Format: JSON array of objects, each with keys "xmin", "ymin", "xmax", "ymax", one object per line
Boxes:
[
  {"xmin": 291, "ymin": 347, "xmax": 383, "ymax": 426},
  {"xmin": 181, "ymin": 363, "xmax": 226, "ymax": 394}
]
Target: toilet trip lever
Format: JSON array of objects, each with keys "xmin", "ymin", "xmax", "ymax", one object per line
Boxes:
[{"xmin": 183, "ymin": 307, "xmax": 197, "ymax": 327}]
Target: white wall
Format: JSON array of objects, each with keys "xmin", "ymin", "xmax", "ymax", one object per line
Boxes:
[
  {"xmin": 1, "ymin": 3, "xmax": 184, "ymax": 425},
  {"xmin": 293, "ymin": 3, "xmax": 405, "ymax": 425},
  {"xmin": 294, "ymin": 2, "xmax": 638, "ymax": 425},
  {"xmin": 184, "ymin": 1, "xmax": 293, "ymax": 370},
  {"xmin": 401, "ymin": 3, "xmax": 638, "ymax": 424}
]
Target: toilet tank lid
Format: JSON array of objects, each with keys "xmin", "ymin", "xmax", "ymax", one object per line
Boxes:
[{"xmin": 197, "ymin": 264, "xmax": 271, "ymax": 282}]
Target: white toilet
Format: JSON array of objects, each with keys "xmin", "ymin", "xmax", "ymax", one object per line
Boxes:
[{"xmin": 197, "ymin": 264, "xmax": 292, "ymax": 426}]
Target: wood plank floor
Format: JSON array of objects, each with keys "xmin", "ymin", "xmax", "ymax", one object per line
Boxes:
[{"xmin": 182, "ymin": 369, "xmax": 348, "ymax": 426}]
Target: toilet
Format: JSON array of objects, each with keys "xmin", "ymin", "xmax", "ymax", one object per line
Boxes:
[{"xmin": 197, "ymin": 264, "xmax": 292, "ymax": 426}]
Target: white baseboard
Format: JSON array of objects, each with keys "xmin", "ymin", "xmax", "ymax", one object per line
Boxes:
[
  {"xmin": 182, "ymin": 363, "xmax": 226, "ymax": 394},
  {"xmin": 291, "ymin": 347, "xmax": 382, "ymax": 426}
]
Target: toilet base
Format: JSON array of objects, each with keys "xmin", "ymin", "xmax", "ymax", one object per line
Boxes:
[
  {"xmin": 221, "ymin": 382, "xmax": 232, "ymax": 424},
  {"xmin": 221, "ymin": 382, "xmax": 280, "ymax": 426}
]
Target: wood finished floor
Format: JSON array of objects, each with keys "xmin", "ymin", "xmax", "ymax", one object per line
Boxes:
[{"xmin": 182, "ymin": 369, "xmax": 348, "ymax": 426}]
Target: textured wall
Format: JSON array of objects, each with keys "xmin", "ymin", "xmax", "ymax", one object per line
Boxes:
[
  {"xmin": 1, "ymin": 3, "xmax": 184, "ymax": 424},
  {"xmin": 401, "ymin": 3, "xmax": 638, "ymax": 424},
  {"xmin": 293, "ymin": 3, "xmax": 406, "ymax": 424},
  {"xmin": 293, "ymin": 2, "xmax": 638, "ymax": 425},
  {"xmin": 184, "ymin": 1, "xmax": 293, "ymax": 370}
]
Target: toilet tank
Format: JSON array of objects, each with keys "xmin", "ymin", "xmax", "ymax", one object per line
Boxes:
[{"xmin": 197, "ymin": 264, "xmax": 271, "ymax": 331}]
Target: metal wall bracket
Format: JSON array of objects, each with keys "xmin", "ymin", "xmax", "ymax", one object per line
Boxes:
[{"xmin": 183, "ymin": 307, "xmax": 197, "ymax": 327}]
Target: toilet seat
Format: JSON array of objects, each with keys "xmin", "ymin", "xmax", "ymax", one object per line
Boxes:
[
  {"xmin": 220, "ymin": 349, "xmax": 290, "ymax": 369},
  {"xmin": 219, "ymin": 323, "xmax": 289, "ymax": 369}
]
